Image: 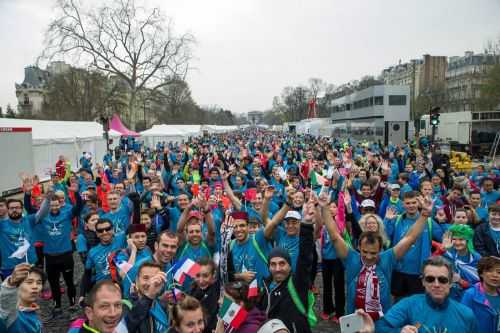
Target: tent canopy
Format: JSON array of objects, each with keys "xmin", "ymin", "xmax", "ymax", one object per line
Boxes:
[
  {"xmin": 140, "ymin": 124, "xmax": 202, "ymax": 137},
  {"xmin": 0, "ymin": 118, "xmax": 121, "ymax": 144},
  {"xmin": 110, "ymin": 114, "xmax": 140, "ymax": 137}
]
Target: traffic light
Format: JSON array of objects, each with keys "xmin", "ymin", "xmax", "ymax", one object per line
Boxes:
[{"xmin": 430, "ymin": 107, "xmax": 440, "ymax": 126}]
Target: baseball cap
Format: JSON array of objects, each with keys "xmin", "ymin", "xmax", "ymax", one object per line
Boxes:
[
  {"xmin": 360, "ymin": 199, "xmax": 376, "ymax": 208},
  {"xmin": 188, "ymin": 211, "xmax": 203, "ymax": 221},
  {"xmin": 389, "ymin": 183, "xmax": 400, "ymax": 190},
  {"xmin": 257, "ymin": 319, "xmax": 290, "ymax": 333},
  {"xmin": 284, "ymin": 211, "xmax": 301, "ymax": 221}
]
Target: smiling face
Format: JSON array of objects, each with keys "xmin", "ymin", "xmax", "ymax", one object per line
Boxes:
[
  {"xmin": 176, "ymin": 308, "xmax": 205, "ymax": 333},
  {"xmin": 270, "ymin": 257, "xmax": 291, "ymax": 283},
  {"xmin": 403, "ymin": 196, "xmax": 418, "ymax": 215},
  {"xmin": 85, "ymin": 287, "xmax": 123, "ymax": 333},
  {"xmin": 154, "ymin": 233, "xmax": 179, "ymax": 264},
  {"xmin": 186, "ymin": 222, "xmax": 202, "ymax": 246},
  {"xmin": 284, "ymin": 218, "xmax": 300, "ymax": 236},
  {"xmin": 452, "ymin": 237, "xmax": 467, "ymax": 253},
  {"xmin": 233, "ymin": 219, "xmax": 249, "ymax": 242}
]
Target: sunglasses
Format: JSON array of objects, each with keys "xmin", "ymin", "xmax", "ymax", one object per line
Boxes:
[
  {"xmin": 96, "ymin": 226, "xmax": 113, "ymax": 234},
  {"xmin": 423, "ymin": 275, "xmax": 449, "ymax": 284}
]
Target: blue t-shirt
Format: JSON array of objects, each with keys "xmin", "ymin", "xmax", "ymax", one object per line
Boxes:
[
  {"xmin": 343, "ymin": 248, "xmax": 396, "ymax": 314},
  {"xmin": 6, "ymin": 310, "xmax": 42, "ymax": 333},
  {"xmin": 385, "ymin": 214, "xmax": 444, "ymax": 275},
  {"xmin": 39, "ymin": 209, "xmax": 74, "ymax": 254},
  {"xmin": 231, "ymin": 229, "xmax": 271, "ymax": 287},
  {"xmin": 482, "ymin": 190, "xmax": 500, "ymax": 207},
  {"xmin": 85, "ymin": 233, "xmax": 127, "ymax": 281},
  {"xmin": 0, "ymin": 217, "xmax": 38, "ymax": 270},
  {"xmin": 116, "ymin": 247, "xmax": 153, "ymax": 298},
  {"xmin": 100, "ymin": 202, "xmax": 132, "ymax": 233},
  {"xmin": 274, "ymin": 226, "xmax": 299, "ymax": 272},
  {"xmin": 321, "ymin": 226, "xmax": 337, "ymax": 260},
  {"xmin": 177, "ymin": 241, "xmax": 213, "ymax": 262},
  {"xmin": 378, "ymin": 294, "xmax": 478, "ymax": 333}
]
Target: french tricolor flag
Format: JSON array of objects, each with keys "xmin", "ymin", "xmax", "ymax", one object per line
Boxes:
[
  {"xmin": 173, "ymin": 258, "xmax": 201, "ymax": 284},
  {"xmin": 247, "ymin": 279, "xmax": 258, "ymax": 298}
]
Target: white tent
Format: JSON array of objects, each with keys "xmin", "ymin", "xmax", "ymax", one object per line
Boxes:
[
  {"xmin": 0, "ymin": 118, "xmax": 120, "ymax": 178},
  {"xmin": 141, "ymin": 124, "xmax": 199, "ymax": 147}
]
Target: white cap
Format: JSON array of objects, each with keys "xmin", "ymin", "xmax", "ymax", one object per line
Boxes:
[
  {"xmin": 360, "ymin": 199, "xmax": 376, "ymax": 208},
  {"xmin": 257, "ymin": 319, "xmax": 290, "ymax": 333},
  {"xmin": 284, "ymin": 211, "xmax": 301, "ymax": 221},
  {"xmin": 389, "ymin": 183, "xmax": 401, "ymax": 190}
]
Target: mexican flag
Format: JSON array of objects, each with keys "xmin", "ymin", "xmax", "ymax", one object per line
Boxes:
[
  {"xmin": 310, "ymin": 171, "xmax": 326, "ymax": 186},
  {"xmin": 219, "ymin": 296, "xmax": 248, "ymax": 329}
]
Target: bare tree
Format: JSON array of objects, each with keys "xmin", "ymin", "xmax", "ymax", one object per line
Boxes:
[{"xmin": 41, "ymin": 0, "xmax": 194, "ymax": 128}]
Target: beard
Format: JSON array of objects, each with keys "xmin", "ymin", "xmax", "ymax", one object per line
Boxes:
[{"xmin": 9, "ymin": 212, "xmax": 22, "ymax": 220}]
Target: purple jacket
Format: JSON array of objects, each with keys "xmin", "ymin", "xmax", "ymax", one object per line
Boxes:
[{"xmin": 235, "ymin": 307, "xmax": 266, "ymax": 333}]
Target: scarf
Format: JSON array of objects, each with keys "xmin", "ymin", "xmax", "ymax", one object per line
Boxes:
[{"xmin": 355, "ymin": 264, "xmax": 383, "ymax": 320}]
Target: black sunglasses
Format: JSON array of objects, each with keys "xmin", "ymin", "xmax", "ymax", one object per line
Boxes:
[
  {"xmin": 423, "ymin": 275, "xmax": 449, "ymax": 284},
  {"xmin": 96, "ymin": 226, "xmax": 113, "ymax": 233}
]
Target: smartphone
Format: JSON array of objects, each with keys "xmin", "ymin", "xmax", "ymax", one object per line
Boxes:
[{"xmin": 339, "ymin": 313, "xmax": 364, "ymax": 333}]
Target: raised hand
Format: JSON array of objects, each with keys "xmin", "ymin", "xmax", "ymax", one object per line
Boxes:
[
  {"xmin": 127, "ymin": 238, "xmax": 137, "ymax": 252},
  {"xmin": 151, "ymin": 194, "xmax": 162, "ymax": 209},
  {"xmin": 264, "ymin": 186, "xmax": 275, "ymax": 200},
  {"xmin": 9, "ymin": 263, "xmax": 32, "ymax": 287},
  {"xmin": 418, "ymin": 195, "xmax": 433, "ymax": 216},
  {"xmin": 144, "ymin": 272, "xmax": 167, "ymax": 299},
  {"xmin": 343, "ymin": 190, "xmax": 352, "ymax": 206},
  {"xmin": 317, "ymin": 192, "xmax": 330, "ymax": 208},
  {"xmin": 385, "ymin": 207, "xmax": 398, "ymax": 220}
]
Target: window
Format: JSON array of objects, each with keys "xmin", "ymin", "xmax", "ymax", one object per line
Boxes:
[
  {"xmin": 472, "ymin": 113, "xmax": 479, "ymax": 120},
  {"xmin": 389, "ymin": 95, "xmax": 407, "ymax": 105},
  {"xmin": 23, "ymin": 94, "xmax": 30, "ymax": 105},
  {"xmin": 374, "ymin": 96, "xmax": 384, "ymax": 105}
]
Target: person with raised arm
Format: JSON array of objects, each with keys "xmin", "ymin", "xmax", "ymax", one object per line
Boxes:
[{"xmin": 319, "ymin": 190, "xmax": 432, "ymax": 318}]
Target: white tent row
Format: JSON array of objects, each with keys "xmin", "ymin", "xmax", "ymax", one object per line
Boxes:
[
  {"xmin": 295, "ymin": 118, "xmax": 331, "ymax": 136},
  {"xmin": 140, "ymin": 124, "xmax": 202, "ymax": 147},
  {"xmin": 0, "ymin": 118, "xmax": 120, "ymax": 179},
  {"xmin": 140, "ymin": 124, "xmax": 241, "ymax": 146}
]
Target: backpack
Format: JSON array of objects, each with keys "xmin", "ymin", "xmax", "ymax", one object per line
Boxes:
[{"xmin": 287, "ymin": 278, "xmax": 318, "ymax": 328}]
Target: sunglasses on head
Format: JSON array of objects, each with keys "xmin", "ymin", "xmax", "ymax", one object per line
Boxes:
[
  {"xmin": 96, "ymin": 226, "xmax": 113, "ymax": 233},
  {"xmin": 423, "ymin": 275, "xmax": 449, "ymax": 284}
]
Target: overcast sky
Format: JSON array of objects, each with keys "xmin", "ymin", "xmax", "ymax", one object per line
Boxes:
[{"xmin": 1, "ymin": 0, "xmax": 499, "ymax": 114}]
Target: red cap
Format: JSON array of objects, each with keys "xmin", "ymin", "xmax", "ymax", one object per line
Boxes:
[
  {"xmin": 128, "ymin": 223, "xmax": 147, "ymax": 234},
  {"xmin": 231, "ymin": 211, "xmax": 248, "ymax": 221},
  {"xmin": 188, "ymin": 211, "xmax": 203, "ymax": 221}
]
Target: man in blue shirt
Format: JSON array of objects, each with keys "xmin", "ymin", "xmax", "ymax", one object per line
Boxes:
[
  {"xmin": 0, "ymin": 195, "xmax": 49, "ymax": 280},
  {"xmin": 100, "ymin": 191, "xmax": 139, "ymax": 233},
  {"xmin": 228, "ymin": 211, "xmax": 272, "ymax": 288},
  {"xmin": 81, "ymin": 219, "xmax": 127, "ymax": 299},
  {"xmin": 385, "ymin": 190, "xmax": 445, "ymax": 300},
  {"xmin": 321, "ymin": 191, "xmax": 432, "ymax": 318},
  {"xmin": 376, "ymin": 256, "xmax": 478, "ymax": 333},
  {"xmin": 33, "ymin": 187, "xmax": 83, "ymax": 318}
]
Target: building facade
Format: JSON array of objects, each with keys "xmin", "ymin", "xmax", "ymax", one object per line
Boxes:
[
  {"xmin": 445, "ymin": 51, "xmax": 500, "ymax": 113},
  {"xmin": 381, "ymin": 55, "xmax": 447, "ymax": 120},
  {"xmin": 329, "ymin": 85, "xmax": 410, "ymax": 145}
]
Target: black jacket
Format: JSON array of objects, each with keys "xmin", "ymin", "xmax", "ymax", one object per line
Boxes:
[
  {"xmin": 125, "ymin": 294, "xmax": 169, "ymax": 333},
  {"xmin": 258, "ymin": 223, "xmax": 314, "ymax": 333},
  {"xmin": 473, "ymin": 223, "xmax": 499, "ymax": 257},
  {"xmin": 191, "ymin": 280, "xmax": 221, "ymax": 333}
]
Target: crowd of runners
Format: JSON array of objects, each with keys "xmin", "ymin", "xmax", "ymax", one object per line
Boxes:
[{"xmin": 0, "ymin": 128, "xmax": 499, "ymax": 333}]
